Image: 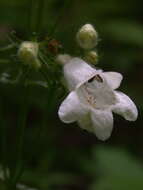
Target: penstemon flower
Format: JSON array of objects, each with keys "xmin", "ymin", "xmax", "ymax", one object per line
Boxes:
[{"xmin": 57, "ymin": 56, "xmax": 138, "ymax": 141}]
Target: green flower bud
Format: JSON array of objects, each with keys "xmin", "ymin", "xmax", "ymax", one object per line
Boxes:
[
  {"xmin": 76, "ymin": 24, "xmax": 98, "ymax": 49},
  {"xmin": 84, "ymin": 51, "xmax": 98, "ymax": 64},
  {"xmin": 18, "ymin": 41, "xmax": 41, "ymax": 69}
]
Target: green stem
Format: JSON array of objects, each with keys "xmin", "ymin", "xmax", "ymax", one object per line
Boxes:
[
  {"xmin": 49, "ymin": 0, "xmax": 72, "ymax": 37},
  {"xmin": 0, "ymin": 44, "xmax": 16, "ymax": 52},
  {"xmin": 10, "ymin": 87, "xmax": 28, "ymax": 188},
  {"xmin": 36, "ymin": 0, "xmax": 44, "ymax": 34},
  {"xmin": 30, "ymin": 0, "xmax": 45, "ymax": 34},
  {"xmin": 0, "ymin": 99, "xmax": 9, "ymax": 182}
]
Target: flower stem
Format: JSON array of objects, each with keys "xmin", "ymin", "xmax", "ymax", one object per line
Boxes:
[
  {"xmin": 9, "ymin": 87, "xmax": 28, "ymax": 189},
  {"xmin": 0, "ymin": 99, "xmax": 9, "ymax": 183},
  {"xmin": 49, "ymin": 0, "xmax": 72, "ymax": 37},
  {"xmin": 29, "ymin": 0, "xmax": 45, "ymax": 34}
]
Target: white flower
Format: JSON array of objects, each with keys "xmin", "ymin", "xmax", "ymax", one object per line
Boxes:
[
  {"xmin": 76, "ymin": 24, "xmax": 98, "ymax": 49},
  {"xmin": 58, "ymin": 57, "xmax": 138, "ymax": 141}
]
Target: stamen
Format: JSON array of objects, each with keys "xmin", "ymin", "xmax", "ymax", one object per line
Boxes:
[
  {"xmin": 87, "ymin": 74, "xmax": 103, "ymax": 83},
  {"xmin": 94, "ymin": 74, "xmax": 103, "ymax": 83},
  {"xmin": 88, "ymin": 76, "xmax": 95, "ymax": 83},
  {"xmin": 83, "ymin": 85, "xmax": 96, "ymax": 108}
]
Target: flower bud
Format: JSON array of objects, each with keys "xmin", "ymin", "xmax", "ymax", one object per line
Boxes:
[
  {"xmin": 18, "ymin": 41, "xmax": 41, "ymax": 69},
  {"xmin": 76, "ymin": 24, "xmax": 98, "ymax": 49},
  {"xmin": 55, "ymin": 54, "xmax": 72, "ymax": 65},
  {"xmin": 84, "ymin": 51, "xmax": 98, "ymax": 64}
]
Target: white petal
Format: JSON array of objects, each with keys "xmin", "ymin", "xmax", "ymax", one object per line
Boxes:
[
  {"xmin": 78, "ymin": 114, "xmax": 93, "ymax": 132},
  {"xmin": 91, "ymin": 109, "xmax": 113, "ymax": 141},
  {"xmin": 102, "ymin": 72, "xmax": 123, "ymax": 89},
  {"xmin": 58, "ymin": 91, "xmax": 88, "ymax": 123},
  {"xmin": 112, "ymin": 91, "xmax": 138, "ymax": 121},
  {"xmin": 64, "ymin": 58, "xmax": 97, "ymax": 90}
]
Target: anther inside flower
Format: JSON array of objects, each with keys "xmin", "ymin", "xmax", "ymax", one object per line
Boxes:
[
  {"xmin": 58, "ymin": 56, "xmax": 138, "ymax": 141},
  {"xmin": 77, "ymin": 73, "xmax": 117, "ymax": 109}
]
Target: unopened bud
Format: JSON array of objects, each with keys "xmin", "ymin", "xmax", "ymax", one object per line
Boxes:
[
  {"xmin": 56, "ymin": 54, "xmax": 72, "ymax": 65},
  {"xmin": 76, "ymin": 24, "xmax": 98, "ymax": 49},
  {"xmin": 84, "ymin": 51, "xmax": 98, "ymax": 64},
  {"xmin": 18, "ymin": 41, "xmax": 41, "ymax": 69}
]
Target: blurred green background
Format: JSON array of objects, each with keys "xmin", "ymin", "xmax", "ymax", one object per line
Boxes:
[{"xmin": 0, "ymin": 0, "xmax": 143, "ymax": 189}]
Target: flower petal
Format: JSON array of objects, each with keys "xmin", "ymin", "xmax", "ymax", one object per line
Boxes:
[
  {"xmin": 102, "ymin": 72, "xmax": 123, "ymax": 89},
  {"xmin": 58, "ymin": 91, "xmax": 88, "ymax": 123},
  {"xmin": 64, "ymin": 58, "xmax": 97, "ymax": 90},
  {"xmin": 78, "ymin": 114, "xmax": 93, "ymax": 132},
  {"xmin": 91, "ymin": 109, "xmax": 113, "ymax": 141},
  {"xmin": 112, "ymin": 91, "xmax": 138, "ymax": 121}
]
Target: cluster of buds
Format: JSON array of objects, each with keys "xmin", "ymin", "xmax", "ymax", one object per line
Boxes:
[
  {"xmin": 17, "ymin": 24, "xmax": 98, "ymax": 71},
  {"xmin": 76, "ymin": 24, "xmax": 98, "ymax": 65}
]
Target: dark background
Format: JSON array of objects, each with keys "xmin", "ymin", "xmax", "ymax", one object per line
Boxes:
[{"xmin": 0, "ymin": 0, "xmax": 143, "ymax": 189}]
